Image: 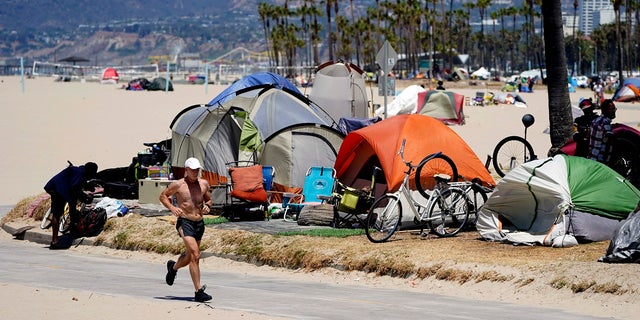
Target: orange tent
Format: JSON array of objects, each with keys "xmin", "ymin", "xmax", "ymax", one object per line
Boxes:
[{"xmin": 334, "ymin": 114, "xmax": 494, "ymax": 194}]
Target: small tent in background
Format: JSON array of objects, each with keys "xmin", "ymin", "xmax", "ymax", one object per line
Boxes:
[
  {"xmin": 613, "ymin": 77, "xmax": 640, "ymax": 102},
  {"xmin": 307, "ymin": 61, "xmax": 371, "ymax": 120},
  {"xmin": 416, "ymin": 90, "xmax": 465, "ymax": 125},
  {"xmin": 101, "ymin": 67, "xmax": 119, "ymax": 84},
  {"xmin": 471, "ymin": 67, "xmax": 491, "ymax": 80},
  {"xmin": 477, "ymin": 155, "xmax": 640, "ymax": 247}
]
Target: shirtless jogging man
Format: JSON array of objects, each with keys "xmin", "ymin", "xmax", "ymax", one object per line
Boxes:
[{"xmin": 159, "ymin": 157, "xmax": 213, "ymax": 302}]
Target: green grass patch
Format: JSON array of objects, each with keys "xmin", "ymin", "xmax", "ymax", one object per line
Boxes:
[
  {"xmin": 275, "ymin": 228, "xmax": 365, "ymax": 238},
  {"xmin": 204, "ymin": 216, "xmax": 229, "ymax": 225}
]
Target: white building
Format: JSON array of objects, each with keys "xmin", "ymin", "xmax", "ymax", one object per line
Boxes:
[{"xmin": 580, "ymin": 0, "xmax": 615, "ymax": 35}]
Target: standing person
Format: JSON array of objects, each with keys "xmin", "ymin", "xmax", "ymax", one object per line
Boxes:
[
  {"xmin": 588, "ymin": 99, "xmax": 617, "ymax": 164},
  {"xmin": 44, "ymin": 162, "xmax": 98, "ymax": 249},
  {"xmin": 160, "ymin": 157, "xmax": 213, "ymax": 302},
  {"xmin": 573, "ymin": 98, "xmax": 598, "ymax": 157}
]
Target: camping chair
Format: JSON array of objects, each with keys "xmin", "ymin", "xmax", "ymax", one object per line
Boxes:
[
  {"xmin": 224, "ymin": 161, "xmax": 269, "ymax": 221},
  {"xmin": 329, "ymin": 166, "xmax": 380, "ymax": 228},
  {"xmin": 281, "ymin": 166, "xmax": 336, "ymax": 222},
  {"xmin": 472, "ymin": 92, "xmax": 484, "ymax": 106}
]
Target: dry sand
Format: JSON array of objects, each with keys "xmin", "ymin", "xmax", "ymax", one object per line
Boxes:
[{"xmin": 2, "ymin": 75, "xmax": 640, "ymax": 319}]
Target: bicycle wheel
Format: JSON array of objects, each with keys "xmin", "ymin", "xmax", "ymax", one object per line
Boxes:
[
  {"xmin": 427, "ymin": 187, "xmax": 470, "ymax": 237},
  {"xmin": 59, "ymin": 209, "xmax": 72, "ymax": 234},
  {"xmin": 610, "ymin": 136, "xmax": 640, "ymax": 187},
  {"xmin": 41, "ymin": 203, "xmax": 70, "ymax": 230},
  {"xmin": 415, "ymin": 153, "xmax": 459, "ymax": 200},
  {"xmin": 40, "ymin": 208, "xmax": 53, "ymax": 229},
  {"xmin": 466, "ymin": 184, "xmax": 489, "ymax": 228},
  {"xmin": 365, "ymin": 194, "xmax": 402, "ymax": 243},
  {"xmin": 492, "ymin": 136, "xmax": 536, "ymax": 177}
]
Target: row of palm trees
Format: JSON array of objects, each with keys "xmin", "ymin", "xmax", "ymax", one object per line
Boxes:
[{"xmin": 258, "ymin": 0, "xmax": 636, "ymax": 84}]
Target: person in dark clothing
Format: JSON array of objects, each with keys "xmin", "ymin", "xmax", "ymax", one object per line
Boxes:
[
  {"xmin": 573, "ymin": 98, "xmax": 598, "ymax": 157},
  {"xmin": 44, "ymin": 162, "xmax": 98, "ymax": 249},
  {"xmin": 436, "ymin": 80, "xmax": 446, "ymax": 90}
]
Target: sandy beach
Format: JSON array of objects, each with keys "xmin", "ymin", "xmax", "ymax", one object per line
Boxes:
[{"xmin": 2, "ymin": 75, "xmax": 640, "ymax": 319}]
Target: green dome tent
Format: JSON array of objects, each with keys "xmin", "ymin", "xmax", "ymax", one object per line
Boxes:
[{"xmin": 477, "ymin": 155, "xmax": 640, "ymax": 246}]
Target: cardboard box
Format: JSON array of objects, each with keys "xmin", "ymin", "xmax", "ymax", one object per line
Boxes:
[{"xmin": 138, "ymin": 179, "xmax": 172, "ymax": 204}]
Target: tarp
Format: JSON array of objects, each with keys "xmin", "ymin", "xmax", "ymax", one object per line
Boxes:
[
  {"xmin": 416, "ymin": 90, "xmax": 465, "ymax": 125},
  {"xmin": 612, "ymin": 77, "xmax": 640, "ymax": 102},
  {"xmin": 170, "ymin": 85, "xmax": 337, "ymax": 187},
  {"xmin": 477, "ymin": 155, "xmax": 640, "ymax": 246},
  {"xmin": 333, "ymin": 114, "xmax": 495, "ymax": 194},
  {"xmin": 307, "ymin": 61, "xmax": 370, "ymax": 120},
  {"xmin": 208, "ymin": 72, "xmax": 300, "ymax": 106},
  {"xmin": 599, "ymin": 207, "xmax": 640, "ymax": 263},
  {"xmin": 148, "ymin": 77, "xmax": 173, "ymax": 91},
  {"xmin": 374, "ymin": 85, "xmax": 425, "ymax": 118}
]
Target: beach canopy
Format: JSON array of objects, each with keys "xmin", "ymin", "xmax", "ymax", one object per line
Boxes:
[
  {"xmin": 477, "ymin": 155, "xmax": 640, "ymax": 247},
  {"xmin": 333, "ymin": 114, "xmax": 494, "ymax": 195}
]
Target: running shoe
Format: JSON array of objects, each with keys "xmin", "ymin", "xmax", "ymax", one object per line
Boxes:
[
  {"xmin": 195, "ymin": 285, "xmax": 212, "ymax": 302},
  {"xmin": 165, "ymin": 260, "xmax": 177, "ymax": 286}
]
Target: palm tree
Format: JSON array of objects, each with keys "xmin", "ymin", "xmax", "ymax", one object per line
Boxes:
[{"xmin": 541, "ymin": 0, "xmax": 573, "ymax": 155}]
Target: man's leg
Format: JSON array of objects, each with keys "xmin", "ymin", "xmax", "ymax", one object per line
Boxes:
[{"xmin": 174, "ymin": 236, "xmax": 202, "ymax": 291}]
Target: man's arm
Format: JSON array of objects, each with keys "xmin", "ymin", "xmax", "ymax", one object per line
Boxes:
[{"xmin": 159, "ymin": 181, "xmax": 183, "ymax": 217}]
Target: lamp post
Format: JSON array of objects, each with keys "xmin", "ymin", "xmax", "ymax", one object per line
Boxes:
[{"xmin": 572, "ymin": 0, "xmax": 578, "ymax": 76}]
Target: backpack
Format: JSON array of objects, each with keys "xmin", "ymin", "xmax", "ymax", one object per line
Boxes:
[{"xmin": 75, "ymin": 207, "xmax": 108, "ymax": 237}]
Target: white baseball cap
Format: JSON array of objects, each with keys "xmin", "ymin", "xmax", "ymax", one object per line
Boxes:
[{"xmin": 185, "ymin": 157, "xmax": 202, "ymax": 170}]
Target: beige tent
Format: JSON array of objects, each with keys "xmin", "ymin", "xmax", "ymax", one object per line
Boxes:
[{"xmin": 307, "ymin": 61, "xmax": 371, "ymax": 119}]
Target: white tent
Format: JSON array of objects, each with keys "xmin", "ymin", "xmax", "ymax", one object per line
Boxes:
[{"xmin": 471, "ymin": 67, "xmax": 491, "ymax": 80}]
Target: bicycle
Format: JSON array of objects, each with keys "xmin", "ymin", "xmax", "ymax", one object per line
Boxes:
[
  {"xmin": 492, "ymin": 114, "xmax": 538, "ymax": 177},
  {"xmin": 364, "ymin": 139, "xmax": 470, "ymax": 243}
]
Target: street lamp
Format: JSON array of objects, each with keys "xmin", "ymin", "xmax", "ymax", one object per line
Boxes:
[{"xmin": 572, "ymin": 0, "xmax": 578, "ymax": 76}]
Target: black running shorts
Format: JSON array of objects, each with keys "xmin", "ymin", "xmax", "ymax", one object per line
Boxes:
[{"xmin": 176, "ymin": 218, "xmax": 205, "ymax": 241}]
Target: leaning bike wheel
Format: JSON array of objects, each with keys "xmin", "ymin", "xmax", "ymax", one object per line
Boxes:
[
  {"xmin": 40, "ymin": 208, "xmax": 53, "ymax": 229},
  {"xmin": 427, "ymin": 187, "xmax": 470, "ymax": 237},
  {"xmin": 40, "ymin": 203, "xmax": 70, "ymax": 230},
  {"xmin": 492, "ymin": 136, "xmax": 536, "ymax": 177},
  {"xmin": 415, "ymin": 153, "xmax": 459, "ymax": 200},
  {"xmin": 365, "ymin": 194, "xmax": 402, "ymax": 243}
]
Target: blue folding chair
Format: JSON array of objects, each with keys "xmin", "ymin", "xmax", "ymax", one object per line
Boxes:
[{"xmin": 282, "ymin": 166, "xmax": 336, "ymax": 222}]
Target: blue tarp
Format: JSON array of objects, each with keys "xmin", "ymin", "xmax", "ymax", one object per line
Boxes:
[{"xmin": 208, "ymin": 72, "xmax": 300, "ymax": 106}]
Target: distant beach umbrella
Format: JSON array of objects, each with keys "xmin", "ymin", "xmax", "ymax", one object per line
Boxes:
[{"xmin": 59, "ymin": 56, "xmax": 90, "ymax": 65}]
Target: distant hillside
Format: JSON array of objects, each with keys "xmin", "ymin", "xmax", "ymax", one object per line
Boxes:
[{"xmin": 0, "ymin": 0, "xmax": 240, "ymax": 31}]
